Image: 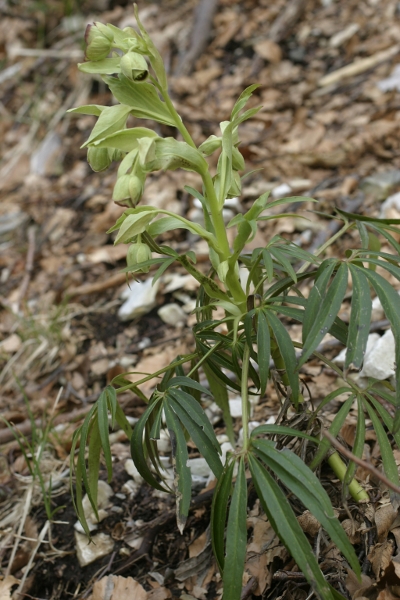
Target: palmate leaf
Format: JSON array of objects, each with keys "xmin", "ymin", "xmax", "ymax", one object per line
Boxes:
[
  {"xmin": 358, "ymin": 267, "xmax": 400, "ymax": 432},
  {"xmin": 223, "ymin": 457, "xmax": 248, "ymax": 600},
  {"xmin": 211, "ymin": 458, "xmax": 235, "ymax": 573},
  {"xmin": 366, "ymin": 392, "xmax": 400, "ymax": 449},
  {"xmin": 166, "ymin": 391, "xmax": 223, "ymax": 478},
  {"xmin": 131, "ymin": 398, "xmax": 168, "ymax": 492},
  {"xmin": 300, "ymin": 262, "xmax": 348, "ymax": 368},
  {"xmin": 163, "ymin": 401, "xmax": 191, "ymax": 533},
  {"xmin": 346, "ymin": 265, "xmax": 372, "ymax": 370},
  {"xmin": 248, "ymin": 454, "xmax": 345, "ymax": 600},
  {"xmin": 269, "ymin": 246, "xmax": 297, "ymax": 283},
  {"xmin": 251, "ymin": 440, "xmax": 360, "ymax": 576},
  {"xmin": 202, "ymin": 361, "xmax": 234, "ymax": 445}
]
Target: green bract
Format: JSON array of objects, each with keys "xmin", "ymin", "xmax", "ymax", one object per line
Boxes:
[{"xmin": 68, "ymin": 6, "xmax": 400, "ymax": 600}]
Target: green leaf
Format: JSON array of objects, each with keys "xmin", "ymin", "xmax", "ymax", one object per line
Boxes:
[
  {"xmin": 167, "ymin": 393, "xmax": 223, "ymax": 478},
  {"xmin": 231, "ymin": 84, "xmax": 260, "ymax": 120},
  {"xmin": 360, "ymin": 267, "xmax": 400, "ymax": 431},
  {"xmin": 365, "ymin": 400, "xmax": 400, "ymax": 503},
  {"xmin": 163, "ymin": 401, "xmax": 192, "ymax": 533},
  {"xmin": 67, "ymin": 104, "xmax": 105, "ymax": 116},
  {"xmin": 114, "ymin": 212, "xmax": 155, "ymax": 244},
  {"xmin": 82, "ymin": 104, "xmax": 132, "ymax": 147},
  {"xmin": 87, "ymin": 418, "xmax": 102, "ymax": 519},
  {"xmin": 262, "ymin": 249, "xmax": 274, "ymax": 282},
  {"xmin": 211, "ymin": 458, "xmax": 235, "ymax": 573},
  {"xmin": 346, "ymin": 265, "xmax": 372, "ymax": 370},
  {"xmin": 269, "ymin": 247, "xmax": 297, "ymax": 283},
  {"xmin": 167, "ymin": 376, "xmax": 212, "ymax": 397},
  {"xmin": 104, "ymin": 75, "xmax": 176, "ymax": 126},
  {"xmin": 265, "ymin": 311, "xmax": 299, "ymax": 403},
  {"xmin": 248, "ymin": 454, "xmax": 337, "ymax": 599},
  {"xmin": 223, "ymin": 457, "xmax": 247, "ymax": 600},
  {"xmin": 310, "ymin": 395, "xmax": 355, "ymax": 469},
  {"xmin": 257, "ymin": 310, "xmax": 270, "ymax": 397},
  {"xmin": 78, "ymin": 58, "xmax": 122, "ymax": 74},
  {"xmin": 202, "ymin": 361, "xmax": 235, "ymax": 445},
  {"xmin": 300, "ymin": 263, "xmax": 348, "ymax": 368},
  {"xmin": 97, "ymin": 387, "xmax": 113, "ymax": 482},
  {"xmin": 252, "ymin": 439, "xmax": 361, "ymax": 576},
  {"xmin": 167, "ymin": 389, "xmax": 221, "ymax": 453},
  {"xmin": 302, "ymin": 260, "xmax": 337, "ymax": 342},
  {"xmin": 251, "ymin": 424, "xmax": 318, "ymax": 443},
  {"xmin": 131, "ymin": 399, "xmax": 168, "ymax": 492},
  {"xmin": 344, "ymin": 395, "xmax": 365, "ymax": 488},
  {"xmin": 90, "ymin": 127, "xmax": 158, "ymax": 151}
]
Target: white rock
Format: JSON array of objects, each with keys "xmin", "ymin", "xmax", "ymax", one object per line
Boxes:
[
  {"xmin": 187, "ymin": 457, "xmax": 211, "ymax": 478},
  {"xmin": 221, "ymin": 441, "xmax": 235, "ymax": 465},
  {"xmin": 334, "ymin": 333, "xmax": 380, "ymax": 367},
  {"xmin": 158, "ymin": 303, "xmax": 186, "ymax": 327},
  {"xmin": 124, "ymin": 459, "xmax": 144, "ymax": 483},
  {"xmin": 238, "ymin": 421, "xmax": 261, "ymax": 447},
  {"xmin": 380, "ymin": 191, "xmax": 400, "ymax": 218},
  {"xmin": 360, "ymin": 329, "xmax": 395, "ymax": 380},
  {"xmin": 75, "ymin": 531, "xmax": 114, "ymax": 567},
  {"xmin": 118, "ymin": 278, "xmax": 159, "ymax": 321},
  {"xmin": 272, "ymin": 183, "xmax": 292, "ymax": 198},
  {"xmin": 229, "ymin": 397, "xmax": 243, "ymax": 418},
  {"xmin": 0, "ymin": 333, "xmax": 22, "ymax": 353},
  {"xmin": 122, "ymin": 479, "xmax": 140, "ymax": 497},
  {"xmin": 156, "ymin": 429, "xmax": 171, "ymax": 453}
]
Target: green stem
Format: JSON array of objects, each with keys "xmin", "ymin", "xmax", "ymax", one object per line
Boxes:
[
  {"xmin": 161, "ymin": 86, "xmax": 246, "ymax": 305},
  {"xmin": 297, "ymin": 222, "xmax": 354, "ymax": 274},
  {"xmin": 327, "ymin": 451, "xmax": 370, "ymax": 502},
  {"xmin": 241, "ymin": 344, "xmax": 251, "ymax": 452}
]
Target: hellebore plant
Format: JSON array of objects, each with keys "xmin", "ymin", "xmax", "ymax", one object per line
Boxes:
[{"xmin": 69, "ymin": 7, "xmax": 400, "ymax": 599}]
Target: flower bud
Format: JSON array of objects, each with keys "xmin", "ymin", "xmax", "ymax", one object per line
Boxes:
[
  {"xmin": 87, "ymin": 146, "xmax": 111, "ymax": 172},
  {"xmin": 120, "ymin": 51, "xmax": 149, "ymax": 81},
  {"xmin": 127, "ymin": 242, "xmax": 152, "ymax": 272},
  {"xmin": 227, "ymin": 170, "xmax": 242, "ymax": 198},
  {"xmin": 84, "ymin": 23, "xmax": 114, "ymax": 61},
  {"xmin": 112, "ymin": 174, "xmax": 144, "ymax": 207},
  {"xmin": 199, "ymin": 135, "xmax": 221, "ymax": 156},
  {"xmin": 232, "ymin": 147, "xmax": 245, "ymax": 171}
]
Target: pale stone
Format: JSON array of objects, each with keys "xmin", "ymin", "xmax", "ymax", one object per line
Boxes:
[
  {"xmin": 118, "ymin": 278, "xmax": 159, "ymax": 321},
  {"xmin": 75, "ymin": 531, "xmax": 114, "ymax": 567},
  {"xmin": 360, "ymin": 329, "xmax": 395, "ymax": 380},
  {"xmin": 0, "ymin": 333, "xmax": 22, "ymax": 353},
  {"xmin": 157, "ymin": 303, "xmax": 186, "ymax": 327}
]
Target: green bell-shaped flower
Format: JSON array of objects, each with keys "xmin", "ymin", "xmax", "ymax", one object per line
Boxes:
[
  {"xmin": 120, "ymin": 51, "xmax": 149, "ymax": 81},
  {"xmin": 127, "ymin": 241, "xmax": 152, "ymax": 272},
  {"xmin": 112, "ymin": 174, "xmax": 144, "ymax": 207},
  {"xmin": 84, "ymin": 22, "xmax": 114, "ymax": 61},
  {"xmin": 87, "ymin": 147, "xmax": 111, "ymax": 172}
]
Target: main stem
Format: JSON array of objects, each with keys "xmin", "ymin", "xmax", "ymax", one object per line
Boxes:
[
  {"xmin": 163, "ymin": 86, "xmax": 246, "ymax": 306},
  {"xmin": 241, "ymin": 344, "xmax": 251, "ymax": 452}
]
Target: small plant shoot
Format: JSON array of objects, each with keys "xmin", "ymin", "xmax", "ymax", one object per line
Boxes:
[{"xmin": 69, "ymin": 6, "xmax": 400, "ymax": 599}]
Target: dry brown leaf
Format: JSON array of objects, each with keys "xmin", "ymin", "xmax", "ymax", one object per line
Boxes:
[
  {"xmin": 376, "ymin": 504, "xmax": 398, "ymax": 542},
  {"xmin": 369, "ymin": 540, "xmax": 395, "ymax": 579},
  {"xmin": 90, "ymin": 575, "xmax": 147, "ymax": 600},
  {"xmin": 0, "ymin": 576, "xmax": 19, "ymax": 600},
  {"xmin": 147, "ymin": 588, "xmax": 172, "ymax": 600}
]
